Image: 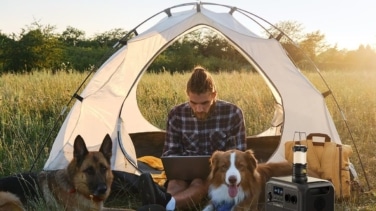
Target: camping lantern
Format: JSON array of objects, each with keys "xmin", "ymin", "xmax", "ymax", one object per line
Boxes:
[{"xmin": 292, "ymin": 145, "xmax": 307, "ymax": 184}]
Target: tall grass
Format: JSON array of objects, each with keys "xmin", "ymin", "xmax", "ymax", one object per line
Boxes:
[
  {"xmin": 1, "ymin": 69, "xmax": 375, "ymax": 209},
  {"xmin": 0, "ymin": 71, "xmax": 87, "ymax": 175}
]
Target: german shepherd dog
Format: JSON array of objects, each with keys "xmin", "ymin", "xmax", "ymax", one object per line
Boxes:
[{"xmin": 0, "ymin": 134, "xmax": 114, "ymax": 211}]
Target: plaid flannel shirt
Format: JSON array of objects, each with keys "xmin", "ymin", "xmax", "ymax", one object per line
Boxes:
[{"xmin": 163, "ymin": 100, "xmax": 246, "ymax": 156}]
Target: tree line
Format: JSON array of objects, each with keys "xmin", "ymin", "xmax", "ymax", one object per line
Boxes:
[{"xmin": 0, "ymin": 21, "xmax": 375, "ymax": 75}]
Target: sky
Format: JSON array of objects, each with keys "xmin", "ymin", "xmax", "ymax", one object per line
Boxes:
[{"xmin": 1, "ymin": 0, "xmax": 375, "ymax": 50}]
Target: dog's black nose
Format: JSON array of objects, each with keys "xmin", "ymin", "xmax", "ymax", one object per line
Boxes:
[
  {"xmin": 95, "ymin": 184, "xmax": 107, "ymax": 195},
  {"xmin": 228, "ymin": 175, "xmax": 237, "ymax": 184}
]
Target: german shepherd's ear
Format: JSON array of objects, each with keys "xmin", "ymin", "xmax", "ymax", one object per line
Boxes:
[
  {"xmin": 99, "ymin": 134, "xmax": 113, "ymax": 163},
  {"xmin": 74, "ymin": 135, "xmax": 89, "ymax": 166}
]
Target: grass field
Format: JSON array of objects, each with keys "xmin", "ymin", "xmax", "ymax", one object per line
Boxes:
[{"xmin": 0, "ymin": 69, "xmax": 375, "ymax": 210}]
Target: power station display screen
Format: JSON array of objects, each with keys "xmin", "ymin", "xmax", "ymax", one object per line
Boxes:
[{"xmin": 273, "ymin": 186, "xmax": 284, "ymax": 196}]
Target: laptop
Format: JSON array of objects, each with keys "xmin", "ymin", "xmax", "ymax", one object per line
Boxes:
[{"xmin": 161, "ymin": 155, "xmax": 211, "ymax": 180}]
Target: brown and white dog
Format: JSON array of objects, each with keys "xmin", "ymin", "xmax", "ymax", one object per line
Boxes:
[
  {"xmin": 203, "ymin": 149, "xmax": 293, "ymax": 211},
  {"xmin": 0, "ymin": 191, "xmax": 25, "ymax": 211}
]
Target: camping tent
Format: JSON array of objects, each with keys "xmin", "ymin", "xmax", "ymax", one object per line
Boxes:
[{"xmin": 43, "ymin": 2, "xmax": 343, "ymax": 174}]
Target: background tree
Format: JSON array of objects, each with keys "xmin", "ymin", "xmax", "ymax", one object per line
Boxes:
[
  {"xmin": 297, "ymin": 30, "xmax": 328, "ymax": 70},
  {"xmin": 350, "ymin": 45, "xmax": 376, "ymax": 70},
  {"xmin": 269, "ymin": 20, "xmax": 305, "ymax": 42},
  {"xmin": 197, "ymin": 30, "xmax": 249, "ymax": 72},
  {"xmin": 149, "ymin": 34, "xmax": 199, "ymax": 74},
  {"xmin": 316, "ymin": 45, "xmax": 347, "ymax": 70},
  {"xmin": 58, "ymin": 27, "xmax": 128, "ymax": 72},
  {"xmin": 0, "ymin": 22, "xmax": 63, "ymax": 73},
  {"xmin": 267, "ymin": 21, "xmax": 329, "ymax": 70},
  {"xmin": 60, "ymin": 26, "xmax": 85, "ymax": 47},
  {"xmin": 149, "ymin": 28, "xmax": 249, "ymax": 73},
  {"xmin": 93, "ymin": 28, "xmax": 127, "ymax": 48},
  {"xmin": 0, "ymin": 21, "xmax": 375, "ymax": 74},
  {"xmin": 0, "ymin": 32, "xmax": 16, "ymax": 73}
]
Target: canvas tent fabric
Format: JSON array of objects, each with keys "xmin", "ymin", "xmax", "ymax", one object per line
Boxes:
[{"xmin": 43, "ymin": 3, "xmax": 342, "ymax": 174}]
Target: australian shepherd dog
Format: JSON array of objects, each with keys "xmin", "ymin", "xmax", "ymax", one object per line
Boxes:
[{"xmin": 203, "ymin": 149, "xmax": 293, "ymax": 211}]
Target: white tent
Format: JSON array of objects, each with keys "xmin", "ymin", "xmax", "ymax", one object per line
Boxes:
[{"xmin": 43, "ymin": 2, "xmax": 343, "ymax": 174}]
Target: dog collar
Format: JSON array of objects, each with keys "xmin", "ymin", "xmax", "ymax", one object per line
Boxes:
[
  {"xmin": 88, "ymin": 195, "xmax": 104, "ymax": 202},
  {"xmin": 68, "ymin": 188, "xmax": 104, "ymax": 202},
  {"xmin": 212, "ymin": 201, "xmax": 235, "ymax": 211}
]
